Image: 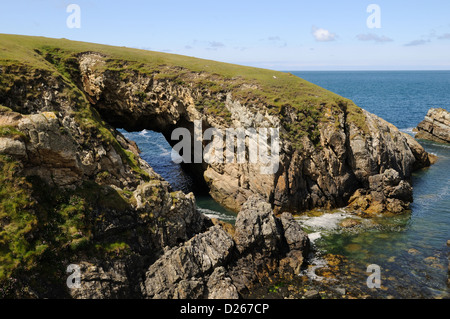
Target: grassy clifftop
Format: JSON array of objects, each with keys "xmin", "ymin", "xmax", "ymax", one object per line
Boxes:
[{"xmin": 0, "ymin": 34, "xmax": 367, "ymax": 144}]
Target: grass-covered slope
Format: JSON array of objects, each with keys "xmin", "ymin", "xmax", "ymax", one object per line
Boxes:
[
  {"xmin": 0, "ymin": 33, "xmax": 367, "ymax": 146},
  {"xmin": 0, "ymin": 34, "xmax": 374, "ymax": 297}
]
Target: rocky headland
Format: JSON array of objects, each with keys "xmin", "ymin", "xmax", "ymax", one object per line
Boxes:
[
  {"xmin": 415, "ymin": 108, "xmax": 450, "ymax": 144},
  {"xmin": 0, "ymin": 34, "xmax": 435, "ymax": 298}
]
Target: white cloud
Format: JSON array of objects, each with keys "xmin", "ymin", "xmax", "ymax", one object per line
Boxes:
[
  {"xmin": 438, "ymin": 33, "xmax": 450, "ymax": 40},
  {"xmin": 259, "ymin": 36, "xmax": 287, "ymax": 48},
  {"xmin": 209, "ymin": 41, "xmax": 225, "ymax": 48},
  {"xmin": 356, "ymin": 33, "xmax": 393, "ymax": 43},
  {"xmin": 404, "ymin": 39, "xmax": 429, "ymax": 47},
  {"xmin": 311, "ymin": 26, "xmax": 337, "ymax": 42}
]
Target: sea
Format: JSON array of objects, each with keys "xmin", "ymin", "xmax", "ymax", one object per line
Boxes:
[{"xmin": 120, "ymin": 71, "xmax": 450, "ymax": 299}]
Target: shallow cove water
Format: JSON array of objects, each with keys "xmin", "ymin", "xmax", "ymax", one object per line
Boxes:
[
  {"xmin": 121, "ymin": 70, "xmax": 450, "ymax": 299},
  {"xmin": 118, "ymin": 129, "xmax": 238, "ymax": 224}
]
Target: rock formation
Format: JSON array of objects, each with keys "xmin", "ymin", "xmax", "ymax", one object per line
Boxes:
[
  {"xmin": 141, "ymin": 196, "xmax": 310, "ymax": 299},
  {"xmin": 74, "ymin": 52, "xmax": 433, "ymax": 214},
  {"xmin": 0, "ymin": 34, "xmax": 435, "ymax": 298},
  {"xmin": 415, "ymin": 108, "xmax": 450, "ymax": 144}
]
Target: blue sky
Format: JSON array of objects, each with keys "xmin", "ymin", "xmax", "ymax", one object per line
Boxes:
[{"xmin": 1, "ymin": 0, "xmax": 450, "ymax": 70}]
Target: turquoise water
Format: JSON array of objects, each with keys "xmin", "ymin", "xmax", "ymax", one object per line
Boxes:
[
  {"xmin": 291, "ymin": 71, "xmax": 450, "ymax": 298},
  {"xmin": 121, "ymin": 71, "xmax": 450, "ymax": 298},
  {"xmin": 119, "ymin": 129, "xmax": 237, "ymax": 223}
]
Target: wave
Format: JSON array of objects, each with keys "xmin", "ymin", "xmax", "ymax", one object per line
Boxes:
[
  {"xmin": 138, "ymin": 129, "xmax": 151, "ymax": 137},
  {"xmin": 399, "ymin": 127, "xmax": 417, "ymax": 136},
  {"xmin": 197, "ymin": 207, "xmax": 236, "ymax": 222},
  {"xmin": 295, "ymin": 209, "xmax": 355, "ymax": 231}
]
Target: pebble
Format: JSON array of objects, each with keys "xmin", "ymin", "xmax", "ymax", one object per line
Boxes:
[
  {"xmin": 340, "ymin": 219, "xmax": 361, "ymax": 228},
  {"xmin": 345, "ymin": 243, "xmax": 362, "ymax": 252},
  {"xmin": 424, "ymin": 256, "xmax": 438, "ymax": 263},
  {"xmin": 430, "ymin": 263, "xmax": 446, "ymax": 270},
  {"xmin": 334, "ymin": 287, "xmax": 346, "ymax": 295},
  {"xmin": 303, "ymin": 290, "xmax": 321, "ymax": 299},
  {"xmin": 387, "ymin": 256, "xmax": 396, "ymax": 263},
  {"xmin": 407, "ymin": 248, "xmax": 421, "ymax": 256}
]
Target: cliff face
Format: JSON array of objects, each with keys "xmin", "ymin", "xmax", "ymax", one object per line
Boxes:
[
  {"xmin": 415, "ymin": 108, "xmax": 450, "ymax": 144},
  {"xmin": 140, "ymin": 196, "xmax": 309, "ymax": 299},
  {"xmin": 75, "ymin": 52, "xmax": 432, "ymax": 215},
  {"xmin": 0, "ymin": 34, "xmax": 434, "ymax": 298}
]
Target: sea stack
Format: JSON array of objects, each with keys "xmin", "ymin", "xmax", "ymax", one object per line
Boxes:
[{"xmin": 415, "ymin": 108, "xmax": 450, "ymax": 144}]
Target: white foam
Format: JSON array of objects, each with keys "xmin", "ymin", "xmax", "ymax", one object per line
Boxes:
[
  {"xmin": 138, "ymin": 129, "xmax": 150, "ymax": 137},
  {"xmin": 301, "ymin": 255, "xmax": 329, "ymax": 282},
  {"xmin": 296, "ymin": 210, "xmax": 352, "ymax": 231},
  {"xmin": 308, "ymin": 232, "xmax": 322, "ymax": 243},
  {"xmin": 400, "ymin": 127, "xmax": 417, "ymax": 136},
  {"xmin": 197, "ymin": 207, "xmax": 236, "ymax": 222}
]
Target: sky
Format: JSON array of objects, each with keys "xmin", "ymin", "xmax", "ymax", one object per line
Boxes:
[{"xmin": 1, "ymin": 0, "xmax": 450, "ymax": 70}]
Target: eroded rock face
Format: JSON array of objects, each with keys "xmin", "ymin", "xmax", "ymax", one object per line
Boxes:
[
  {"xmin": 0, "ymin": 99, "xmax": 211, "ymax": 299},
  {"xmin": 141, "ymin": 196, "xmax": 310, "ymax": 299},
  {"xmin": 0, "ymin": 48, "xmax": 434, "ymax": 298},
  {"xmin": 75, "ymin": 53, "xmax": 433, "ymax": 214},
  {"xmin": 227, "ymin": 196, "xmax": 310, "ymax": 293},
  {"xmin": 348, "ymin": 168, "xmax": 413, "ymax": 215},
  {"xmin": 416, "ymin": 108, "xmax": 450, "ymax": 144},
  {"xmin": 142, "ymin": 225, "xmax": 236, "ymax": 299},
  {"xmin": 69, "ymin": 261, "xmax": 130, "ymax": 299}
]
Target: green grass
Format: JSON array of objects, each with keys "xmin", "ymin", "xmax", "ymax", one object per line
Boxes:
[
  {"xmin": 0, "ymin": 126, "xmax": 28, "ymax": 141},
  {"xmin": 0, "ymin": 33, "xmax": 369, "ymax": 148},
  {"xmin": 0, "ymin": 173, "xmax": 139, "ymax": 297},
  {"xmin": 0, "ymin": 156, "xmax": 137, "ymax": 291},
  {"xmin": 0, "ymin": 155, "xmax": 42, "ymax": 281},
  {"xmin": 0, "ymin": 105, "xmax": 12, "ymax": 113},
  {"xmin": 0, "ymin": 33, "xmax": 373, "ymax": 295}
]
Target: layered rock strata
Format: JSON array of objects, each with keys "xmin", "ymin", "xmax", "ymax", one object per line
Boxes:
[
  {"xmin": 141, "ymin": 196, "xmax": 310, "ymax": 299},
  {"xmin": 415, "ymin": 108, "xmax": 450, "ymax": 144},
  {"xmin": 75, "ymin": 53, "xmax": 434, "ymax": 214}
]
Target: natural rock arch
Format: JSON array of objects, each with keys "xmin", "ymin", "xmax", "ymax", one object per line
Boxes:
[{"xmin": 76, "ymin": 52, "xmax": 433, "ymax": 214}]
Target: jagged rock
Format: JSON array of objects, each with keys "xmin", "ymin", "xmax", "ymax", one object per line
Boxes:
[
  {"xmin": 233, "ymin": 196, "xmax": 283, "ymax": 255},
  {"xmin": 74, "ymin": 52, "xmax": 432, "ymax": 214},
  {"xmin": 227, "ymin": 196, "xmax": 310, "ymax": 293},
  {"xmin": 141, "ymin": 225, "xmax": 235, "ymax": 299},
  {"xmin": 279, "ymin": 213, "xmax": 310, "ymax": 252},
  {"xmin": 402, "ymin": 132, "xmax": 437, "ymax": 169},
  {"xmin": 0, "ymin": 137, "xmax": 26, "ymax": 157},
  {"xmin": 348, "ymin": 168, "xmax": 413, "ymax": 215},
  {"xmin": 69, "ymin": 261, "xmax": 130, "ymax": 299},
  {"xmin": 206, "ymin": 267, "xmax": 239, "ymax": 299},
  {"xmin": 339, "ymin": 218, "xmax": 361, "ymax": 228},
  {"xmin": 0, "ymin": 36, "xmax": 436, "ymax": 299},
  {"xmin": 141, "ymin": 196, "xmax": 310, "ymax": 299},
  {"xmin": 416, "ymin": 108, "xmax": 450, "ymax": 143}
]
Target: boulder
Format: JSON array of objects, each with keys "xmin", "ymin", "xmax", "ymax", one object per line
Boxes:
[
  {"xmin": 141, "ymin": 196, "xmax": 310, "ymax": 299},
  {"xmin": 348, "ymin": 168, "xmax": 413, "ymax": 215},
  {"xmin": 142, "ymin": 225, "xmax": 236, "ymax": 299}
]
